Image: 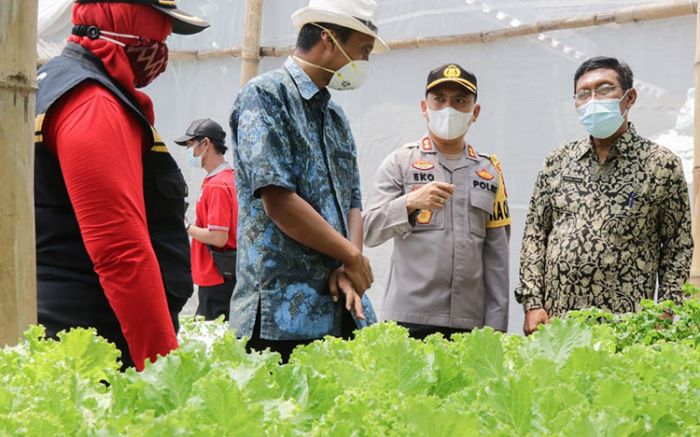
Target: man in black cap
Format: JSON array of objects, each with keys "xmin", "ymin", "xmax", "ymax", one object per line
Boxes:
[
  {"xmin": 363, "ymin": 64, "xmax": 511, "ymax": 339},
  {"xmin": 176, "ymin": 119, "xmax": 238, "ymax": 322},
  {"xmin": 34, "ymin": 1, "xmax": 208, "ymax": 370}
]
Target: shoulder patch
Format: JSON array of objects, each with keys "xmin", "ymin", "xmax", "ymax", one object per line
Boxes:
[
  {"xmin": 487, "ymin": 160, "xmax": 511, "ymax": 228},
  {"xmin": 489, "ymin": 154, "xmax": 502, "ymax": 172}
]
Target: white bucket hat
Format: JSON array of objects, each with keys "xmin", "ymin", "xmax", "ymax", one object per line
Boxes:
[{"xmin": 291, "ymin": 0, "xmax": 389, "ymax": 53}]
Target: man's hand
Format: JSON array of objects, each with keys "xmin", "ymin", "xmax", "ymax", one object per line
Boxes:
[
  {"xmin": 523, "ymin": 308, "xmax": 549, "ymax": 336},
  {"xmin": 341, "ymin": 250, "xmax": 373, "ymax": 296},
  {"xmin": 328, "ymin": 267, "xmax": 365, "ymax": 320},
  {"xmin": 406, "ymin": 182, "xmax": 455, "ymax": 213}
]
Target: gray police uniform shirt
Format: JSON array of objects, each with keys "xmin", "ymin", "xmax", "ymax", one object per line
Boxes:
[{"xmin": 364, "ymin": 136, "xmax": 511, "ymax": 331}]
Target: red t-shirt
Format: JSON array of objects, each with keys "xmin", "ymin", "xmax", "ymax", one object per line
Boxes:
[
  {"xmin": 42, "ymin": 81, "xmax": 178, "ymax": 371},
  {"xmin": 191, "ymin": 166, "xmax": 238, "ymax": 286}
]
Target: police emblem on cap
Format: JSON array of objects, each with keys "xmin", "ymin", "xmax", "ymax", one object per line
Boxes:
[
  {"xmin": 426, "ymin": 63, "xmax": 477, "ymax": 95},
  {"xmin": 443, "ymin": 65, "xmax": 461, "ymax": 78}
]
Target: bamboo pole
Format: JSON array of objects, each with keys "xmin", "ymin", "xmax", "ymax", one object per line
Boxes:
[
  {"xmin": 388, "ymin": 0, "xmax": 696, "ymax": 50},
  {"xmin": 240, "ymin": 0, "xmax": 263, "ymax": 85},
  {"xmin": 198, "ymin": 0, "xmax": 700, "ymax": 58},
  {"xmin": 0, "ymin": 0, "xmax": 38, "ymax": 346},
  {"xmin": 689, "ymin": 4, "xmax": 700, "ymax": 288},
  {"xmin": 35, "ymin": 0, "xmax": 698, "ymax": 66}
]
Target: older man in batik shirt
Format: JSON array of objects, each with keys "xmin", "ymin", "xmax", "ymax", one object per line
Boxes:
[{"xmin": 516, "ymin": 56, "xmax": 692, "ymax": 335}]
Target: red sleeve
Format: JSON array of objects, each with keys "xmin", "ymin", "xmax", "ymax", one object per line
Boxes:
[
  {"xmin": 43, "ymin": 82, "xmax": 178, "ymax": 370},
  {"xmin": 205, "ymin": 178, "xmax": 237, "ymax": 241}
]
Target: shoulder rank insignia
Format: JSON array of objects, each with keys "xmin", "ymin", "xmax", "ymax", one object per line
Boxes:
[
  {"xmin": 467, "ymin": 144, "xmax": 478, "ymax": 159},
  {"xmin": 476, "ymin": 168, "xmax": 494, "ymax": 180},
  {"xmin": 416, "ymin": 209, "xmax": 433, "ymax": 225},
  {"xmin": 420, "ymin": 137, "xmax": 434, "ymax": 152},
  {"xmin": 489, "ymin": 154, "xmax": 502, "ymax": 172},
  {"xmin": 412, "ymin": 159, "xmax": 434, "ymax": 171}
]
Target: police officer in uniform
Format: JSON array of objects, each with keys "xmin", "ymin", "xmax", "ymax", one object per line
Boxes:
[
  {"xmin": 34, "ymin": 0, "xmax": 209, "ymax": 370},
  {"xmin": 364, "ymin": 64, "xmax": 510, "ymax": 339}
]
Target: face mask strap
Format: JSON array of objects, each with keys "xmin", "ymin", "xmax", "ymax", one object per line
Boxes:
[
  {"xmin": 312, "ymin": 23, "xmax": 354, "ymax": 65},
  {"xmin": 619, "ymin": 88, "xmax": 632, "ymax": 117},
  {"xmin": 193, "ymin": 138, "xmax": 208, "ymax": 155},
  {"xmin": 292, "ymin": 55, "xmax": 336, "ymax": 74},
  {"xmin": 72, "ymin": 25, "xmax": 149, "ymax": 48}
]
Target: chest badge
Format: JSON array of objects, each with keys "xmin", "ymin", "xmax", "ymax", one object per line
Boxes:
[
  {"xmin": 416, "ymin": 209, "xmax": 433, "ymax": 225},
  {"xmin": 412, "ymin": 159, "xmax": 435, "ymax": 171},
  {"xmin": 476, "ymin": 168, "xmax": 494, "ymax": 180}
]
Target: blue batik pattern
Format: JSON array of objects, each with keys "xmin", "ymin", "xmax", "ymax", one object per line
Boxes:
[{"xmin": 229, "ymin": 57, "xmax": 377, "ymax": 340}]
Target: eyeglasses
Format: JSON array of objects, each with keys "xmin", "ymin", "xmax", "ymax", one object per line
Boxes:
[{"xmin": 573, "ymin": 84, "xmax": 623, "ymax": 103}]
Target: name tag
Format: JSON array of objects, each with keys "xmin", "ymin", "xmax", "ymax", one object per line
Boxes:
[
  {"xmin": 562, "ymin": 175, "xmax": 583, "ymax": 183},
  {"xmin": 411, "ymin": 172, "xmax": 436, "ymax": 183}
]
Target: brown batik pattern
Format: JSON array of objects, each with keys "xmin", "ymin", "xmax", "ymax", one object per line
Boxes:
[{"xmin": 516, "ymin": 124, "xmax": 692, "ymax": 316}]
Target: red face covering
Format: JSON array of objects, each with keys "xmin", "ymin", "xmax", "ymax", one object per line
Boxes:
[
  {"xmin": 69, "ymin": 3, "xmax": 172, "ymax": 124},
  {"xmin": 124, "ymin": 40, "xmax": 169, "ymax": 88}
]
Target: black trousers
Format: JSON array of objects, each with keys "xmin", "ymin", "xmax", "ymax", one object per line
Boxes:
[
  {"xmin": 195, "ymin": 277, "xmax": 235, "ymax": 321},
  {"xmin": 38, "ymin": 278, "xmax": 187, "ymax": 370},
  {"xmin": 397, "ymin": 321, "xmax": 471, "ymax": 341},
  {"xmin": 245, "ymin": 304, "xmax": 356, "ymax": 364}
]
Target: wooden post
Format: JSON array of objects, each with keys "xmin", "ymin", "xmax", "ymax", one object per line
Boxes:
[
  {"xmin": 240, "ymin": 0, "xmax": 263, "ymax": 85},
  {"xmin": 0, "ymin": 0, "xmax": 38, "ymax": 346},
  {"xmin": 690, "ymin": 4, "xmax": 700, "ymax": 288}
]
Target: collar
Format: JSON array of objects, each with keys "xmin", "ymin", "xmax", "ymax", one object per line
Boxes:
[
  {"xmin": 420, "ymin": 135, "xmax": 479, "ymax": 161},
  {"xmin": 284, "ymin": 57, "xmax": 329, "ymax": 103},
  {"xmin": 574, "ymin": 122, "xmax": 639, "ymax": 161},
  {"xmin": 206, "ymin": 162, "xmax": 232, "ymax": 178}
]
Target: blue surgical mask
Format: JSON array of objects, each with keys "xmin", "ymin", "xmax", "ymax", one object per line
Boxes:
[
  {"xmin": 187, "ymin": 140, "xmax": 206, "ymax": 168},
  {"xmin": 576, "ymin": 90, "xmax": 629, "ymax": 139}
]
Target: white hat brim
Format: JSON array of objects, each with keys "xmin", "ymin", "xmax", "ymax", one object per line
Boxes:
[{"xmin": 291, "ymin": 7, "xmax": 389, "ymax": 54}]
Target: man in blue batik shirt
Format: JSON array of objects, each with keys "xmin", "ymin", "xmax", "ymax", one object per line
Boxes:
[{"xmin": 229, "ymin": 0, "xmax": 390, "ymax": 362}]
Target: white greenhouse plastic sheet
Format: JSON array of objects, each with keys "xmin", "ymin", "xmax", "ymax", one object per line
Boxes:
[{"xmin": 37, "ymin": 0, "xmax": 697, "ymax": 333}]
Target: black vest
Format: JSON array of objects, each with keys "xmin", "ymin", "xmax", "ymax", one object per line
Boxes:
[{"xmin": 35, "ymin": 43, "xmax": 192, "ymax": 302}]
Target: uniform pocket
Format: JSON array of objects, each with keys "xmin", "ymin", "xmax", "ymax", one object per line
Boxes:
[
  {"xmin": 599, "ymin": 179, "xmax": 653, "ymax": 247},
  {"xmin": 604, "ymin": 194, "xmax": 649, "ymax": 242},
  {"xmin": 404, "ymin": 181, "xmax": 446, "ymax": 232},
  {"xmin": 413, "ymin": 208, "xmax": 445, "ymax": 231}
]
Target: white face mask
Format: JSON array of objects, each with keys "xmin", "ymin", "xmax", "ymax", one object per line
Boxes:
[
  {"xmin": 292, "ymin": 24, "xmax": 369, "ymax": 91},
  {"xmin": 427, "ymin": 107, "xmax": 473, "ymax": 140},
  {"xmin": 328, "ymin": 59, "xmax": 368, "ymax": 90},
  {"xmin": 187, "ymin": 141, "xmax": 206, "ymax": 168}
]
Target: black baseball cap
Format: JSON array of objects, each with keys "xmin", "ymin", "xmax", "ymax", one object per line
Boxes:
[
  {"xmin": 426, "ymin": 63, "xmax": 477, "ymax": 96},
  {"xmin": 75, "ymin": 0, "xmax": 210, "ymax": 35},
  {"xmin": 175, "ymin": 118, "xmax": 226, "ymax": 146}
]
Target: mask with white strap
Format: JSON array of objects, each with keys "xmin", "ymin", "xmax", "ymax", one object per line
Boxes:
[
  {"xmin": 293, "ymin": 24, "xmax": 368, "ymax": 91},
  {"xmin": 72, "ymin": 25, "xmax": 169, "ymax": 88}
]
